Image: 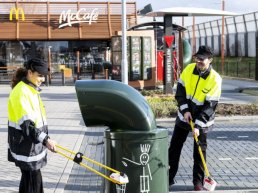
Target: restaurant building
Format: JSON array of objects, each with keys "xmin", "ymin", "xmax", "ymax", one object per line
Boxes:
[{"xmin": 0, "ymin": 1, "xmax": 159, "ymax": 88}]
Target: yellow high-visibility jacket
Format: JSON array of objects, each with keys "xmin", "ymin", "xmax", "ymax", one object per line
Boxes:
[
  {"xmin": 175, "ymin": 63, "xmax": 222, "ymax": 130},
  {"xmin": 8, "ymin": 79, "xmax": 49, "ymax": 170}
]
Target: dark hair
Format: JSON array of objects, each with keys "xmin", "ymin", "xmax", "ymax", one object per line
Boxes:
[{"xmin": 11, "ymin": 68, "xmax": 28, "ymax": 89}]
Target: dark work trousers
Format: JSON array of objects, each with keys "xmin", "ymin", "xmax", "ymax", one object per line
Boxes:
[
  {"xmin": 19, "ymin": 169, "xmax": 44, "ymax": 193},
  {"xmin": 168, "ymin": 124, "xmax": 207, "ymax": 186}
]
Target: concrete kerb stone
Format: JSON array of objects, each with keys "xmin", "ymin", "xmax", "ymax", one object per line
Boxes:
[{"xmin": 156, "ymin": 115, "xmax": 258, "ymax": 123}]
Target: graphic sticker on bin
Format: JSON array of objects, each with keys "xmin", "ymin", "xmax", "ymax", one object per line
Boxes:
[
  {"xmin": 122, "ymin": 144, "xmax": 152, "ymax": 193},
  {"xmin": 75, "ymin": 80, "xmax": 169, "ymax": 193}
]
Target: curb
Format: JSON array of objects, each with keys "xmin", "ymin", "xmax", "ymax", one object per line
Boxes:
[{"xmin": 156, "ymin": 115, "xmax": 258, "ymax": 123}]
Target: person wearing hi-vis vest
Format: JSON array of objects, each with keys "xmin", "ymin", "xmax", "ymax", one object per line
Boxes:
[
  {"xmin": 168, "ymin": 46, "xmax": 222, "ymax": 191},
  {"xmin": 7, "ymin": 58, "xmax": 56, "ymax": 193}
]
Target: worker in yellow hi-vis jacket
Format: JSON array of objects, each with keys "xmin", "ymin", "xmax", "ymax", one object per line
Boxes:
[
  {"xmin": 7, "ymin": 58, "xmax": 56, "ymax": 193},
  {"xmin": 169, "ymin": 46, "xmax": 222, "ymax": 191}
]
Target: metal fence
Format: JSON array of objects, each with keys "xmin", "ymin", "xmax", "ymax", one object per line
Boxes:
[
  {"xmin": 184, "ymin": 11, "xmax": 258, "ymax": 57},
  {"xmin": 212, "ymin": 58, "xmax": 255, "ymax": 79}
]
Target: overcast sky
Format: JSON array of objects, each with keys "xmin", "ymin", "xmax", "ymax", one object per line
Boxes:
[{"xmin": 136, "ymin": 0, "xmax": 258, "ymax": 26}]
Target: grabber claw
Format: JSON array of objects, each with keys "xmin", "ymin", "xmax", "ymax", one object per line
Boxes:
[{"xmin": 110, "ymin": 172, "xmax": 129, "ymax": 184}]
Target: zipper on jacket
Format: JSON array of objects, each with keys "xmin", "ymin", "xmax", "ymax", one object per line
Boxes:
[
  {"xmin": 191, "ymin": 75, "xmax": 201, "ymax": 100},
  {"xmin": 38, "ymin": 94, "xmax": 45, "ymax": 126}
]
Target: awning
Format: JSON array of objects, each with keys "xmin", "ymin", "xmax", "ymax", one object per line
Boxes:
[{"xmin": 146, "ymin": 7, "xmax": 238, "ymax": 17}]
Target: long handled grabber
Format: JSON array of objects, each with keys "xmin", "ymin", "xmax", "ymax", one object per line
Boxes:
[
  {"xmin": 55, "ymin": 144, "xmax": 129, "ymax": 186},
  {"xmin": 190, "ymin": 121, "xmax": 217, "ymax": 191}
]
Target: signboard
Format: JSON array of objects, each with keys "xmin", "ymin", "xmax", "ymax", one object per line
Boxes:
[
  {"xmin": 142, "ymin": 37, "xmax": 152, "ymax": 80},
  {"xmin": 130, "ymin": 37, "xmax": 141, "ymax": 81},
  {"xmin": 166, "ymin": 48, "xmax": 172, "ymax": 83},
  {"xmin": 163, "ymin": 15, "xmax": 174, "ymax": 94},
  {"xmin": 58, "ymin": 8, "xmax": 99, "ymax": 28},
  {"xmin": 9, "ymin": 7, "xmax": 25, "ymax": 21},
  {"xmin": 111, "ymin": 36, "xmax": 130, "ymax": 81}
]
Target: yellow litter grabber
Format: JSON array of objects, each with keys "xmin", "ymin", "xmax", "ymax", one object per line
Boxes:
[
  {"xmin": 189, "ymin": 121, "xmax": 217, "ymax": 191},
  {"xmin": 55, "ymin": 144, "xmax": 129, "ymax": 185}
]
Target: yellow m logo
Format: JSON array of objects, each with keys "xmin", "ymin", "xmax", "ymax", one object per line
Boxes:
[{"xmin": 9, "ymin": 7, "xmax": 25, "ymax": 21}]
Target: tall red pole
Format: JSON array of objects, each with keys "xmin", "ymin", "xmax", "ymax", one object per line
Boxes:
[
  {"xmin": 221, "ymin": 0, "xmax": 225, "ymax": 74},
  {"xmin": 192, "ymin": 16, "xmax": 196, "ymax": 54}
]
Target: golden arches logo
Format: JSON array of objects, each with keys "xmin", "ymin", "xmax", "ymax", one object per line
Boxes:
[{"xmin": 9, "ymin": 7, "xmax": 25, "ymax": 21}]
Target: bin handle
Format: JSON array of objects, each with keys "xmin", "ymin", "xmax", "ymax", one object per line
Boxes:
[{"xmin": 55, "ymin": 144, "xmax": 126, "ymax": 185}]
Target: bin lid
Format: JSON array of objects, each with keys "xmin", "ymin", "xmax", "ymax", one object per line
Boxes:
[
  {"xmin": 104, "ymin": 128, "xmax": 168, "ymax": 140},
  {"xmin": 75, "ymin": 80, "xmax": 156, "ymax": 131}
]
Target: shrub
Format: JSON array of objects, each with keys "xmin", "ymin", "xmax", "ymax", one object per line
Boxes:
[
  {"xmin": 145, "ymin": 95, "xmax": 178, "ymax": 118},
  {"xmin": 141, "ymin": 89, "xmax": 258, "ymax": 118}
]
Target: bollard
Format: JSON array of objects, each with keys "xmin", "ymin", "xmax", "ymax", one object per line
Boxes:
[{"xmin": 61, "ymin": 69, "xmax": 65, "ymax": 86}]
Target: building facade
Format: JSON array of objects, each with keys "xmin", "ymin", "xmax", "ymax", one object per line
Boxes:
[{"xmin": 0, "ymin": 1, "xmax": 138, "ymax": 85}]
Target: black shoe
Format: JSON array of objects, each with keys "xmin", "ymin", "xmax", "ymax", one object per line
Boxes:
[
  {"xmin": 194, "ymin": 184, "xmax": 204, "ymax": 191},
  {"xmin": 169, "ymin": 178, "xmax": 175, "ymax": 186}
]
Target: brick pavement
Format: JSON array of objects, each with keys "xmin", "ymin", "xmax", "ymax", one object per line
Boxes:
[
  {"xmin": 1, "ymin": 84, "xmax": 258, "ymax": 193},
  {"xmin": 157, "ymin": 119, "xmax": 258, "ymax": 192}
]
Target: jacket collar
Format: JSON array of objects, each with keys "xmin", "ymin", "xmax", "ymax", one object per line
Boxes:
[
  {"xmin": 193, "ymin": 64, "xmax": 212, "ymax": 80},
  {"xmin": 22, "ymin": 77, "xmax": 42, "ymax": 92}
]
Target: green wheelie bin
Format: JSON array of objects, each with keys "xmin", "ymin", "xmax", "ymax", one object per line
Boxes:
[{"xmin": 75, "ymin": 80, "xmax": 169, "ymax": 193}]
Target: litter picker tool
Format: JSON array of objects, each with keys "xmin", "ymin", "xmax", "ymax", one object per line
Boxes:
[
  {"xmin": 190, "ymin": 120, "xmax": 217, "ymax": 191},
  {"xmin": 55, "ymin": 144, "xmax": 129, "ymax": 187}
]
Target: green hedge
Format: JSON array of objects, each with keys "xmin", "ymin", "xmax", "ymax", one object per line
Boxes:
[
  {"xmin": 146, "ymin": 96, "xmax": 178, "ymax": 118},
  {"xmin": 141, "ymin": 89, "xmax": 258, "ymax": 118}
]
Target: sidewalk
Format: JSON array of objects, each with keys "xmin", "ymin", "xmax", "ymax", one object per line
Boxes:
[{"xmin": 0, "ymin": 78, "xmax": 258, "ymax": 193}]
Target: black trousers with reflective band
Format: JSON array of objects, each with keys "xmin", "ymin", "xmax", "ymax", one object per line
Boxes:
[
  {"xmin": 168, "ymin": 124, "xmax": 207, "ymax": 186},
  {"xmin": 19, "ymin": 169, "xmax": 44, "ymax": 193}
]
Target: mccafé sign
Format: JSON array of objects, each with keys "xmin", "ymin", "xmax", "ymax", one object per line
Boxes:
[
  {"xmin": 58, "ymin": 8, "xmax": 99, "ymax": 28},
  {"xmin": 9, "ymin": 7, "xmax": 25, "ymax": 21}
]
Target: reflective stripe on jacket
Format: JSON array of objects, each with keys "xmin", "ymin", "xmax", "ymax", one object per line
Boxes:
[
  {"xmin": 8, "ymin": 80, "xmax": 48, "ymax": 170},
  {"xmin": 175, "ymin": 63, "xmax": 222, "ymax": 130}
]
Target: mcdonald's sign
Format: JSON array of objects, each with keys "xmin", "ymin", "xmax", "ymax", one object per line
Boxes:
[{"xmin": 9, "ymin": 7, "xmax": 25, "ymax": 21}]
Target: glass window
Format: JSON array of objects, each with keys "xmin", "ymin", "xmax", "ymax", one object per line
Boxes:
[{"xmin": 0, "ymin": 40, "xmax": 109, "ymax": 78}]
